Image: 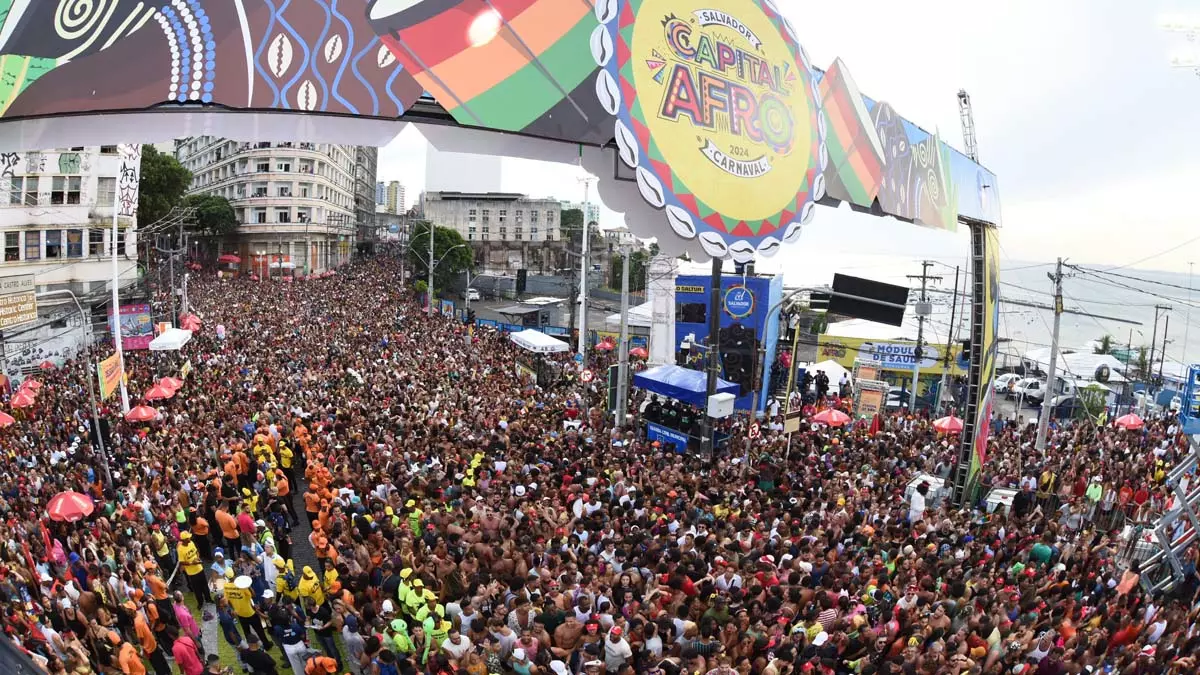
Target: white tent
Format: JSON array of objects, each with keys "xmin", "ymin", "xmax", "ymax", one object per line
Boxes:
[
  {"xmin": 509, "ymin": 329, "xmax": 569, "ymax": 354},
  {"xmin": 148, "ymin": 328, "xmax": 193, "ymax": 351},
  {"xmin": 805, "ymin": 359, "xmax": 852, "ymax": 385},
  {"xmin": 605, "ymin": 302, "xmax": 653, "ymax": 330}
]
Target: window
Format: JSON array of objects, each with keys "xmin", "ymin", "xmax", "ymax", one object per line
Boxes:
[
  {"xmin": 96, "ymin": 177, "xmax": 116, "ymax": 206},
  {"xmin": 88, "ymin": 229, "xmax": 105, "ymax": 256},
  {"xmin": 277, "ymin": 185, "xmax": 292, "ymax": 197},
  {"xmin": 299, "ymin": 184, "xmax": 311, "ymax": 197},
  {"xmin": 482, "ymin": 227, "xmax": 489, "ymax": 234},
  {"xmin": 4, "ymin": 232, "xmax": 17, "ymax": 261},
  {"xmin": 24, "ymin": 231, "xmax": 39, "ymax": 260},
  {"xmin": 515, "ymin": 234, "xmax": 522, "ymax": 241},
  {"xmin": 678, "ymin": 302, "xmax": 707, "ymax": 324},
  {"xmin": 275, "ymin": 208, "xmax": 291, "ymax": 223},
  {"xmin": 546, "ymin": 210, "xmax": 555, "ymax": 221},
  {"xmin": 66, "ymin": 229, "xmax": 83, "ymax": 257},
  {"xmin": 297, "ymin": 208, "xmax": 311, "ymax": 222},
  {"xmin": 276, "ymin": 161, "xmax": 291, "ymax": 172},
  {"xmin": 50, "ymin": 176, "xmax": 81, "ymax": 205},
  {"xmin": 531, "ymin": 227, "xmax": 539, "ymax": 234},
  {"xmin": 100, "ymin": 145, "xmax": 118, "ymax": 155},
  {"xmin": 482, "ymin": 209, "xmax": 490, "ymax": 223},
  {"xmin": 45, "ymin": 230, "xmax": 62, "ymax": 258},
  {"xmin": 253, "ymin": 208, "xmax": 267, "ymax": 223},
  {"xmin": 468, "ymin": 226, "xmax": 477, "ymax": 233},
  {"xmin": 8, "ymin": 177, "xmax": 22, "ymax": 205},
  {"xmin": 70, "ymin": 146, "xmax": 84, "ymax": 152},
  {"xmin": 115, "ymin": 228, "xmax": 126, "ymax": 256},
  {"xmin": 24, "ymin": 177, "xmax": 38, "ymax": 206},
  {"xmin": 256, "ymin": 162, "xmax": 270, "ymax": 173},
  {"xmin": 499, "ymin": 209, "xmax": 507, "ymax": 223}
]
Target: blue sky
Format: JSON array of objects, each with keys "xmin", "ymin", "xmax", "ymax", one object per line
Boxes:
[{"xmin": 378, "ymin": 0, "xmax": 1200, "ymax": 273}]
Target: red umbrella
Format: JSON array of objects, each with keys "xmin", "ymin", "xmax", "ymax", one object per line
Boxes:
[
  {"xmin": 125, "ymin": 405, "xmax": 159, "ymax": 422},
  {"xmin": 932, "ymin": 415, "xmax": 964, "ymax": 433},
  {"xmin": 629, "ymin": 347, "xmax": 648, "ymax": 359},
  {"xmin": 158, "ymin": 377, "xmax": 184, "ymax": 392},
  {"xmin": 1115, "ymin": 413, "xmax": 1144, "ymax": 430},
  {"xmin": 0, "ymin": 411, "xmax": 14, "ymax": 428},
  {"xmin": 217, "ymin": 254, "xmax": 241, "ymax": 263},
  {"xmin": 811, "ymin": 408, "xmax": 851, "ymax": 427},
  {"xmin": 10, "ymin": 390, "xmax": 35, "ymax": 408},
  {"xmin": 46, "ymin": 491, "xmax": 94, "ymax": 522},
  {"xmin": 179, "ymin": 314, "xmax": 201, "ymax": 331},
  {"xmin": 595, "ymin": 340, "xmax": 615, "ymax": 352},
  {"xmin": 38, "ymin": 360, "xmax": 56, "ymax": 371},
  {"xmin": 144, "ymin": 384, "xmax": 175, "ymax": 401},
  {"xmin": 20, "ymin": 379, "xmax": 41, "ymax": 391}
]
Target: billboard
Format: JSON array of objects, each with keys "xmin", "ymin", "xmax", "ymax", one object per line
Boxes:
[
  {"xmin": 0, "ymin": 275, "xmax": 36, "ymax": 330},
  {"xmin": 0, "ymin": 1, "xmax": 999, "ymax": 264},
  {"xmin": 109, "ymin": 304, "xmax": 154, "ymax": 350},
  {"xmin": 818, "ymin": 336, "xmax": 967, "ymax": 377},
  {"xmin": 675, "ymin": 273, "xmax": 783, "ymax": 411}
]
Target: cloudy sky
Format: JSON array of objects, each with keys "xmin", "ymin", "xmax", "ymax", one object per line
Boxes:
[{"xmin": 378, "ymin": 0, "xmax": 1200, "ymax": 273}]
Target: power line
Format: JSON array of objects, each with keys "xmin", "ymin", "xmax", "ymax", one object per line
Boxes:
[
  {"xmin": 1094, "ymin": 232, "xmax": 1200, "ymax": 271},
  {"xmin": 1071, "ymin": 265, "xmax": 1200, "ymax": 295},
  {"xmin": 1066, "ymin": 266, "xmax": 1200, "ymax": 311}
]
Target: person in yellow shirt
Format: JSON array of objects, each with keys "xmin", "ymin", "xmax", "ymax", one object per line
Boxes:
[
  {"xmin": 275, "ymin": 557, "xmax": 301, "ymax": 601},
  {"xmin": 298, "ymin": 566, "xmax": 325, "ymax": 606},
  {"xmin": 177, "ymin": 532, "xmax": 210, "ymax": 606},
  {"xmin": 227, "ymin": 575, "xmax": 274, "ymax": 649}
]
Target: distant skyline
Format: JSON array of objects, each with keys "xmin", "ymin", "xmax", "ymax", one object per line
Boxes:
[{"xmin": 377, "ymin": 0, "xmax": 1200, "ymax": 274}]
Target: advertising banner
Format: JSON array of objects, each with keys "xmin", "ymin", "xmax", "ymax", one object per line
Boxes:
[
  {"xmin": 854, "ymin": 381, "xmax": 889, "ymax": 420},
  {"xmin": 109, "ymin": 304, "xmax": 153, "ymax": 350},
  {"xmin": 818, "ymin": 336, "xmax": 967, "ymax": 377},
  {"xmin": 647, "ymin": 422, "xmax": 690, "ymax": 453},
  {"xmin": 0, "ymin": 274, "xmax": 36, "ymax": 330},
  {"xmin": 440, "ymin": 299, "xmax": 455, "ymax": 317},
  {"xmin": 958, "ymin": 225, "xmax": 1001, "ymax": 500},
  {"xmin": 97, "ymin": 353, "xmax": 122, "ymax": 401}
]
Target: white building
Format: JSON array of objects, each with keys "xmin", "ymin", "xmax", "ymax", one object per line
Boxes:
[
  {"xmin": 175, "ymin": 138, "xmax": 363, "ymax": 271},
  {"xmin": 0, "ymin": 145, "xmax": 142, "ymax": 375},
  {"xmin": 421, "ymin": 191, "xmax": 561, "ymax": 244}
]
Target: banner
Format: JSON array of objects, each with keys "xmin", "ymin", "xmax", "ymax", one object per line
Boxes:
[
  {"xmin": 954, "ymin": 224, "xmax": 1001, "ymax": 504},
  {"xmin": 646, "ymin": 422, "xmax": 690, "ymax": 453},
  {"xmin": 180, "ymin": 360, "xmax": 193, "ymax": 381},
  {"xmin": 108, "ymin": 304, "xmax": 153, "ymax": 350},
  {"xmin": 97, "ymin": 353, "xmax": 122, "ymax": 401},
  {"xmin": 818, "ymin": 335, "xmax": 967, "ymax": 377},
  {"xmin": 0, "ymin": 275, "xmax": 36, "ymax": 330}
]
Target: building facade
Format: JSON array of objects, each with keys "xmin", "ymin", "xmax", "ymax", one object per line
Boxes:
[
  {"xmin": 354, "ymin": 147, "xmax": 379, "ymax": 247},
  {"xmin": 175, "ymin": 138, "xmax": 363, "ymax": 271},
  {"xmin": 422, "ymin": 191, "xmax": 565, "ymax": 274},
  {"xmin": 0, "ymin": 145, "xmax": 142, "ymax": 376}
]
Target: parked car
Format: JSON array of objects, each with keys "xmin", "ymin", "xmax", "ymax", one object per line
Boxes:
[
  {"xmin": 465, "ymin": 288, "xmax": 481, "ymax": 302},
  {"xmin": 993, "ymin": 373, "xmax": 1021, "ymax": 394},
  {"xmin": 1013, "ymin": 378, "xmax": 1046, "ymax": 404}
]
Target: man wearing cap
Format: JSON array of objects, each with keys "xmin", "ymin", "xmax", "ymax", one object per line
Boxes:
[
  {"xmin": 178, "ymin": 531, "xmax": 211, "ymax": 606},
  {"xmin": 241, "ymin": 634, "xmax": 279, "ymax": 675},
  {"xmin": 227, "ymin": 574, "xmax": 274, "ymax": 650},
  {"xmin": 304, "ymin": 654, "xmax": 338, "ymax": 675},
  {"xmin": 603, "ymin": 626, "xmax": 632, "ymax": 674}
]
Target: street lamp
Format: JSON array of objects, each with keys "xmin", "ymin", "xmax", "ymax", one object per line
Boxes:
[{"xmin": 416, "ymin": 239, "xmax": 467, "ymax": 316}]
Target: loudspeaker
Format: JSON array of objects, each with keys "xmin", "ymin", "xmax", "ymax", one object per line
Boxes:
[{"xmin": 516, "ymin": 269, "xmax": 528, "ymax": 294}]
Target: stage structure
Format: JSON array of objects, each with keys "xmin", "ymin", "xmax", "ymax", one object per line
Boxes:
[{"xmin": 0, "ymin": 0, "xmax": 1000, "ymax": 501}]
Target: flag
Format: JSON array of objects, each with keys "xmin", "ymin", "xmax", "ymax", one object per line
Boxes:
[
  {"xmin": 180, "ymin": 359, "xmax": 193, "ymax": 380},
  {"xmin": 97, "ymin": 354, "xmax": 122, "ymax": 400}
]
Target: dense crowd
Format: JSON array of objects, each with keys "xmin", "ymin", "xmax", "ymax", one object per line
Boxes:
[{"xmin": 0, "ymin": 256, "xmax": 1196, "ymax": 675}]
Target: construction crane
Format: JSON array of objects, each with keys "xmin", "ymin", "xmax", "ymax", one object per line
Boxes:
[{"xmin": 957, "ymin": 89, "xmax": 979, "ymax": 163}]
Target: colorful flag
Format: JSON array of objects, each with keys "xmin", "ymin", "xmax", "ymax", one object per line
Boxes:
[
  {"xmin": 180, "ymin": 359, "xmax": 192, "ymax": 380},
  {"xmin": 97, "ymin": 353, "xmax": 122, "ymax": 400}
]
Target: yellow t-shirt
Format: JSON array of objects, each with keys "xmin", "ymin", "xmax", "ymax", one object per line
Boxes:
[{"xmin": 225, "ymin": 585, "xmax": 256, "ymax": 618}]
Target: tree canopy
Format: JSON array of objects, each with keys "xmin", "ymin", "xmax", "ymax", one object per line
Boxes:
[
  {"xmin": 138, "ymin": 146, "xmax": 192, "ymax": 228},
  {"xmin": 184, "ymin": 194, "xmax": 238, "ymax": 236},
  {"xmin": 408, "ymin": 221, "xmax": 474, "ymax": 291}
]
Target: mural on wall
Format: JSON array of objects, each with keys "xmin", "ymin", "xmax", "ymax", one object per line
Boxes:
[
  {"xmin": 117, "ymin": 144, "xmax": 141, "ymax": 222},
  {"xmin": 58, "ymin": 152, "xmax": 81, "ymax": 174},
  {"xmin": 0, "ymin": 0, "xmax": 998, "ymax": 260}
]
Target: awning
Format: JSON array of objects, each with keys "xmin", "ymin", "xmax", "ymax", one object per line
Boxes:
[
  {"xmin": 605, "ymin": 302, "xmax": 653, "ymax": 330},
  {"xmin": 496, "ymin": 305, "xmax": 541, "ymax": 316},
  {"xmin": 509, "ymin": 329, "xmax": 569, "ymax": 354},
  {"xmin": 149, "ymin": 328, "xmax": 193, "ymax": 351},
  {"xmin": 217, "ymin": 254, "xmax": 241, "ymax": 263},
  {"xmin": 633, "ymin": 364, "xmax": 738, "ymax": 408}
]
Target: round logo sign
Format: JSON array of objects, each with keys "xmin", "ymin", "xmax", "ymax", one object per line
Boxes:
[
  {"xmin": 580, "ymin": 369, "xmax": 595, "ymax": 383},
  {"xmin": 594, "ymin": 0, "xmax": 825, "ymax": 262},
  {"xmin": 723, "ymin": 285, "xmax": 755, "ymax": 318}
]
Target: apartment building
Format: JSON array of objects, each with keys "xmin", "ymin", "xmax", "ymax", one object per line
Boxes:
[{"xmin": 421, "ymin": 191, "xmax": 561, "ymax": 244}]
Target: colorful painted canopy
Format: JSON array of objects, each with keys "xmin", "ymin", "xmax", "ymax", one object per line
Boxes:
[{"xmin": 933, "ymin": 416, "xmax": 964, "ymax": 434}]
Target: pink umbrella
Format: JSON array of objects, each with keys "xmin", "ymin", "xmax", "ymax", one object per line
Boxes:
[
  {"xmin": 46, "ymin": 491, "xmax": 94, "ymax": 522},
  {"xmin": 595, "ymin": 340, "xmax": 615, "ymax": 352},
  {"xmin": 38, "ymin": 360, "xmax": 56, "ymax": 371},
  {"xmin": 158, "ymin": 377, "xmax": 184, "ymax": 392},
  {"xmin": 10, "ymin": 390, "xmax": 35, "ymax": 408},
  {"xmin": 144, "ymin": 384, "xmax": 175, "ymax": 401},
  {"xmin": 932, "ymin": 415, "xmax": 964, "ymax": 433},
  {"xmin": 1115, "ymin": 413, "xmax": 1144, "ymax": 430},
  {"xmin": 179, "ymin": 314, "xmax": 201, "ymax": 331},
  {"xmin": 20, "ymin": 379, "xmax": 41, "ymax": 391},
  {"xmin": 125, "ymin": 405, "xmax": 159, "ymax": 423},
  {"xmin": 629, "ymin": 347, "xmax": 648, "ymax": 359},
  {"xmin": 0, "ymin": 411, "xmax": 14, "ymax": 428},
  {"xmin": 811, "ymin": 408, "xmax": 852, "ymax": 427}
]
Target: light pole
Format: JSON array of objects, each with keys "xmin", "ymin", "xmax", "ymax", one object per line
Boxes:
[
  {"xmin": 412, "ymin": 233, "xmax": 466, "ymax": 316},
  {"xmin": 36, "ymin": 290, "xmax": 113, "ymax": 487}
]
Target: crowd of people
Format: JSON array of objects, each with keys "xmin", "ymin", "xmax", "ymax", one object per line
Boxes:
[{"xmin": 0, "ymin": 255, "xmax": 1196, "ymax": 675}]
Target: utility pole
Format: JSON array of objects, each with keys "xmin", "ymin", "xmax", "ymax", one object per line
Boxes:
[
  {"xmin": 702, "ymin": 257, "xmax": 723, "ymax": 459},
  {"xmin": 1035, "ymin": 258, "xmax": 1065, "ymax": 452},
  {"xmin": 615, "ymin": 247, "xmax": 631, "ymax": 427},
  {"xmin": 1159, "ymin": 315, "xmax": 1171, "ymax": 385},
  {"xmin": 1148, "ymin": 304, "xmax": 1171, "ymax": 409},
  {"xmin": 906, "ymin": 262, "xmax": 941, "ymax": 411},
  {"xmin": 577, "ymin": 176, "xmax": 594, "ymax": 363},
  {"xmin": 426, "ymin": 221, "xmax": 436, "ymax": 316}
]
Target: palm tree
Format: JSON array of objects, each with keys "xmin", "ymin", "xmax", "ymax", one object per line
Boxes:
[{"xmin": 1094, "ymin": 334, "xmax": 1114, "ymax": 355}]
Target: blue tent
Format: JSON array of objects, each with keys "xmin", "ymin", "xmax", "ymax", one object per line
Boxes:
[{"xmin": 633, "ymin": 365, "xmax": 739, "ymax": 408}]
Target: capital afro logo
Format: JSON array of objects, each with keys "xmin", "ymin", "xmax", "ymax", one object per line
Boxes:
[{"xmin": 595, "ymin": 0, "xmax": 826, "ymax": 261}]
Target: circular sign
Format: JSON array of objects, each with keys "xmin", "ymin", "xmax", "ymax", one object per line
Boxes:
[
  {"xmin": 580, "ymin": 369, "xmax": 595, "ymax": 383},
  {"xmin": 723, "ymin": 285, "xmax": 755, "ymax": 319},
  {"xmin": 595, "ymin": 0, "xmax": 825, "ymax": 262},
  {"xmin": 748, "ymin": 422, "xmax": 761, "ymax": 439}
]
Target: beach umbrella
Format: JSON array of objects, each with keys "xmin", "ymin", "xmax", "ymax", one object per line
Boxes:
[
  {"xmin": 629, "ymin": 347, "xmax": 648, "ymax": 359},
  {"xmin": 144, "ymin": 384, "xmax": 175, "ymax": 401},
  {"xmin": 0, "ymin": 411, "xmax": 14, "ymax": 428},
  {"xmin": 125, "ymin": 405, "xmax": 159, "ymax": 423},
  {"xmin": 38, "ymin": 360, "xmax": 56, "ymax": 371},
  {"xmin": 46, "ymin": 492, "xmax": 94, "ymax": 522},
  {"xmin": 10, "ymin": 390, "xmax": 36, "ymax": 408},
  {"xmin": 20, "ymin": 379, "xmax": 41, "ymax": 391},
  {"xmin": 595, "ymin": 339, "xmax": 615, "ymax": 352},
  {"xmin": 1115, "ymin": 413, "xmax": 1144, "ymax": 430},
  {"xmin": 932, "ymin": 415, "xmax": 964, "ymax": 433},
  {"xmin": 812, "ymin": 408, "xmax": 851, "ymax": 427},
  {"xmin": 179, "ymin": 313, "xmax": 201, "ymax": 331},
  {"xmin": 158, "ymin": 376, "xmax": 184, "ymax": 392}
]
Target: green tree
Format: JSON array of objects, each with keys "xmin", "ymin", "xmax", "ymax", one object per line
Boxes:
[
  {"xmin": 1136, "ymin": 345, "xmax": 1150, "ymax": 379},
  {"xmin": 1077, "ymin": 384, "xmax": 1109, "ymax": 420},
  {"xmin": 184, "ymin": 194, "xmax": 238, "ymax": 236},
  {"xmin": 138, "ymin": 146, "xmax": 192, "ymax": 228},
  {"xmin": 648, "ymin": 241, "xmax": 660, "ymax": 257},
  {"xmin": 1093, "ymin": 334, "xmax": 1113, "ymax": 355},
  {"xmin": 408, "ymin": 221, "xmax": 473, "ymax": 292},
  {"xmin": 561, "ymin": 208, "xmax": 584, "ymax": 234},
  {"xmin": 610, "ymin": 250, "xmax": 650, "ymax": 292}
]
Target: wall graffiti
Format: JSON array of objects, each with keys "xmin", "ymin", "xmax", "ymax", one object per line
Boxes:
[
  {"xmin": 116, "ymin": 144, "xmax": 140, "ymax": 220},
  {"xmin": 24, "ymin": 151, "xmax": 43, "ymax": 174},
  {"xmin": 0, "ymin": 152, "xmax": 17, "ymax": 179},
  {"xmin": 57, "ymin": 152, "xmax": 81, "ymax": 174}
]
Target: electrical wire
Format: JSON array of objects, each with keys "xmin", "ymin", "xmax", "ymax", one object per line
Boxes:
[
  {"xmin": 1093, "ymin": 232, "xmax": 1200, "ymax": 272},
  {"xmin": 1070, "ymin": 265, "xmax": 1200, "ymax": 295}
]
